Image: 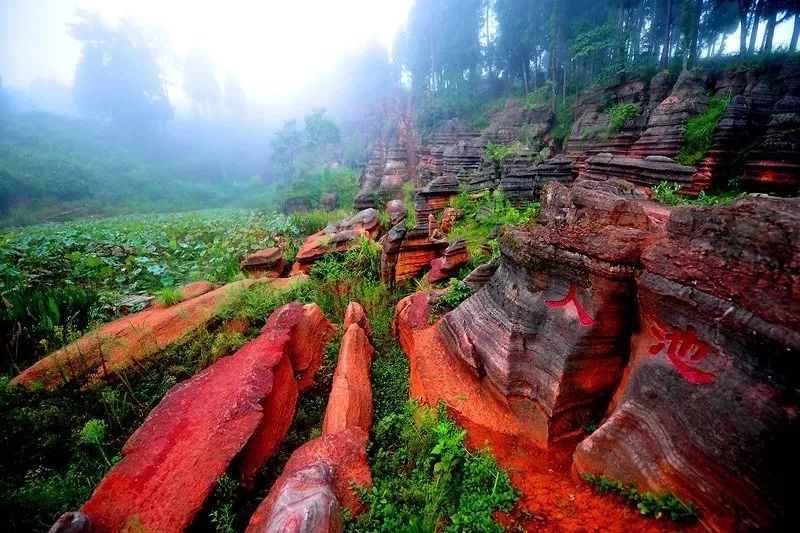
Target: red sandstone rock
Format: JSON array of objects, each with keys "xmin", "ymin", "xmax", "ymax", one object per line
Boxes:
[
  {"xmin": 240, "ymin": 247, "xmax": 287, "ymax": 278},
  {"xmin": 574, "ymin": 195, "xmax": 799, "ymax": 531},
  {"xmin": 485, "ymin": 99, "xmax": 552, "ymax": 144},
  {"xmin": 428, "ymin": 239, "xmax": 469, "ymax": 284},
  {"xmin": 293, "ymin": 209, "xmax": 382, "ymax": 274},
  {"xmin": 581, "ymin": 152, "xmax": 699, "ymax": 194},
  {"xmin": 322, "ymin": 314, "xmax": 374, "ymax": 435},
  {"xmin": 629, "ymin": 70, "xmax": 709, "ymax": 158},
  {"xmin": 439, "ymin": 179, "xmax": 657, "ymax": 442},
  {"xmin": 80, "ymin": 302, "xmax": 331, "ymax": 532},
  {"xmin": 440, "ymin": 207, "xmax": 458, "ymax": 234},
  {"xmin": 178, "ymin": 280, "xmax": 215, "ymax": 301},
  {"xmin": 386, "ymin": 199, "xmax": 406, "ymax": 225},
  {"xmin": 246, "ymin": 428, "xmax": 372, "ymax": 532},
  {"xmin": 11, "ymin": 279, "xmax": 260, "ymax": 389},
  {"xmin": 343, "ymin": 301, "xmax": 372, "ymax": 338}
]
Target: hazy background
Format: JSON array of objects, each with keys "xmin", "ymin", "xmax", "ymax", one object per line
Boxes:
[{"xmin": 0, "ymin": 0, "xmax": 413, "ymax": 117}]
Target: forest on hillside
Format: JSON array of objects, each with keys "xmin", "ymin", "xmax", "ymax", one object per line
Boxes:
[{"xmin": 2, "ymin": 1, "xmax": 798, "ymax": 225}]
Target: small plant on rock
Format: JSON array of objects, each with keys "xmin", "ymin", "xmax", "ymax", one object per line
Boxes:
[{"xmin": 582, "ymin": 473, "xmax": 698, "ymax": 522}]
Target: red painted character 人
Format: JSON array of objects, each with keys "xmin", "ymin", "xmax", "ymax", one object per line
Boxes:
[
  {"xmin": 545, "ymin": 283, "xmax": 595, "ymax": 327},
  {"xmin": 648, "ymin": 322, "xmax": 716, "ymax": 384}
]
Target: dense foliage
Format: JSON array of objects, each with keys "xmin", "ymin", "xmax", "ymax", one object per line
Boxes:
[
  {"xmin": 349, "ymin": 403, "xmax": 517, "ymax": 532},
  {"xmin": 0, "ymin": 210, "xmax": 311, "ymax": 374}
]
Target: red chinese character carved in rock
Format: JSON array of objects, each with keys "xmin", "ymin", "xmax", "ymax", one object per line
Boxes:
[
  {"xmin": 545, "ymin": 283, "xmax": 595, "ymax": 326},
  {"xmin": 648, "ymin": 322, "xmax": 716, "ymax": 385}
]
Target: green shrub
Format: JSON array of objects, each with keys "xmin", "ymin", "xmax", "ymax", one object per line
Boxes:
[
  {"xmin": 431, "ymin": 279, "xmax": 474, "ymax": 316},
  {"xmin": 606, "ymin": 103, "xmax": 638, "ymax": 134},
  {"xmin": 582, "ymin": 474, "xmax": 698, "ymax": 522},
  {"xmin": 484, "ymin": 142, "xmax": 521, "ymax": 166},
  {"xmin": 548, "ymin": 97, "xmax": 575, "ymax": 143},
  {"xmin": 676, "ymin": 92, "xmax": 732, "ymax": 166},
  {"xmin": 523, "ymin": 82, "xmax": 553, "ymax": 110}
]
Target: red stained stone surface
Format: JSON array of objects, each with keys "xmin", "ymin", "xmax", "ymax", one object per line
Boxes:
[
  {"xmin": 246, "ymin": 428, "xmax": 372, "ymax": 533},
  {"xmin": 11, "ymin": 279, "xmax": 260, "ymax": 389},
  {"xmin": 394, "ymin": 296, "xmax": 689, "ymax": 532},
  {"xmin": 574, "ymin": 195, "xmax": 800, "ymax": 531},
  {"xmin": 322, "ymin": 320, "xmax": 374, "ymax": 436},
  {"xmin": 427, "ymin": 239, "xmax": 469, "ymax": 284},
  {"xmin": 79, "ymin": 302, "xmax": 333, "ymax": 533}
]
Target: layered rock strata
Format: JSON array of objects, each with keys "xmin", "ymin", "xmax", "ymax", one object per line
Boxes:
[
  {"xmin": 428, "ymin": 238, "xmax": 469, "ymax": 284},
  {"xmin": 439, "ymin": 179, "xmax": 654, "ymax": 442},
  {"xmin": 240, "ymin": 246, "xmax": 287, "ymax": 278},
  {"xmin": 581, "ymin": 152, "xmax": 698, "ymax": 193},
  {"xmin": 574, "ymin": 196, "xmax": 799, "ymax": 531}
]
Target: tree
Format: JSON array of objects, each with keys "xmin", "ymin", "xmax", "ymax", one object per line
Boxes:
[
  {"xmin": 183, "ymin": 49, "xmax": 220, "ymax": 116},
  {"xmin": 69, "ymin": 10, "xmax": 172, "ymax": 132}
]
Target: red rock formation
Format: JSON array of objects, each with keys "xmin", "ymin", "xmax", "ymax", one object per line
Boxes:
[
  {"xmin": 628, "ymin": 70, "xmax": 709, "ymax": 159},
  {"xmin": 245, "ymin": 427, "xmax": 371, "ymax": 532},
  {"xmin": 581, "ymin": 152, "xmax": 698, "ymax": 193},
  {"xmin": 240, "ymin": 247, "xmax": 287, "ymax": 278},
  {"xmin": 11, "ymin": 279, "xmax": 262, "ymax": 389},
  {"xmin": 498, "ymin": 155, "xmax": 574, "ymax": 206},
  {"xmin": 439, "ymin": 179, "xmax": 657, "ymax": 442},
  {"xmin": 742, "ymin": 94, "xmax": 800, "ymax": 192},
  {"xmin": 293, "ymin": 208, "xmax": 382, "ymax": 274},
  {"xmin": 80, "ymin": 302, "xmax": 333, "ymax": 533},
  {"xmin": 427, "ymin": 239, "xmax": 469, "ymax": 284},
  {"xmin": 485, "ymin": 99, "xmax": 552, "ymax": 144},
  {"xmin": 247, "ymin": 304, "xmax": 374, "ymax": 532},
  {"xmin": 462, "ymin": 260, "xmax": 498, "ymax": 292},
  {"xmin": 574, "ymin": 195, "xmax": 799, "ymax": 531},
  {"xmin": 391, "ymin": 226, "xmax": 448, "ymax": 284},
  {"xmin": 323, "ymin": 304, "xmax": 374, "ymax": 435},
  {"xmin": 343, "ymin": 300, "xmax": 372, "ymax": 337},
  {"xmin": 239, "ymin": 303, "xmax": 334, "ymax": 484},
  {"xmin": 177, "ymin": 280, "xmax": 215, "ymax": 301}
]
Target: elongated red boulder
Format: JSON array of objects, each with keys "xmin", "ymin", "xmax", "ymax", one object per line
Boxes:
[
  {"xmin": 11, "ymin": 279, "xmax": 262, "ymax": 389},
  {"xmin": 322, "ymin": 306, "xmax": 374, "ymax": 435},
  {"xmin": 79, "ymin": 302, "xmax": 333, "ymax": 533},
  {"xmin": 239, "ymin": 303, "xmax": 334, "ymax": 484},
  {"xmin": 246, "ymin": 427, "xmax": 371, "ymax": 533}
]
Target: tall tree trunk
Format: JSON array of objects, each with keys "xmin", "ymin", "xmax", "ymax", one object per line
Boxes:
[
  {"xmin": 763, "ymin": 9, "xmax": 777, "ymax": 52},
  {"xmin": 792, "ymin": 13, "xmax": 800, "ymax": 51},
  {"xmin": 661, "ymin": 0, "xmax": 673, "ymax": 69},
  {"xmin": 689, "ymin": 0, "xmax": 703, "ymax": 65},
  {"xmin": 739, "ymin": 0, "xmax": 752, "ymax": 56},
  {"xmin": 748, "ymin": 0, "xmax": 762, "ymax": 54}
]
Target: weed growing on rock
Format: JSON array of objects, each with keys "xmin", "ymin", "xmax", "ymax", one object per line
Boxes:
[
  {"xmin": 484, "ymin": 141, "xmax": 521, "ymax": 166},
  {"xmin": 651, "ymin": 181, "xmax": 745, "ymax": 206},
  {"xmin": 581, "ymin": 474, "xmax": 698, "ymax": 522},
  {"xmin": 154, "ymin": 286, "xmax": 182, "ymax": 307},
  {"xmin": 431, "ymin": 279, "xmax": 474, "ymax": 317},
  {"xmin": 606, "ymin": 103, "xmax": 638, "ymax": 134},
  {"xmin": 676, "ymin": 92, "xmax": 733, "ymax": 166}
]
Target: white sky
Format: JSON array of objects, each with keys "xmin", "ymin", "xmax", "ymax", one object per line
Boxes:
[{"xmin": 0, "ymin": 0, "xmax": 414, "ymax": 108}]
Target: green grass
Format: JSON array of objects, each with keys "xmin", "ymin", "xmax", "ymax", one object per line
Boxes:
[
  {"xmin": 154, "ymin": 287, "xmax": 183, "ymax": 307},
  {"xmin": 449, "ymin": 189, "xmax": 539, "ymax": 258},
  {"xmin": 484, "ymin": 142, "xmax": 521, "ymax": 166},
  {"xmin": 581, "ymin": 474, "xmax": 697, "ymax": 522},
  {"xmin": 651, "ymin": 181, "xmax": 745, "ymax": 207},
  {"xmin": 348, "ymin": 403, "xmax": 517, "ymax": 532},
  {"xmin": 675, "ymin": 93, "xmax": 733, "ymax": 166}
]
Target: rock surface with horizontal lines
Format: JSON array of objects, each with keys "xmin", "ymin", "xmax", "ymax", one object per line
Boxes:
[{"xmin": 574, "ymin": 195, "xmax": 800, "ymax": 531}]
